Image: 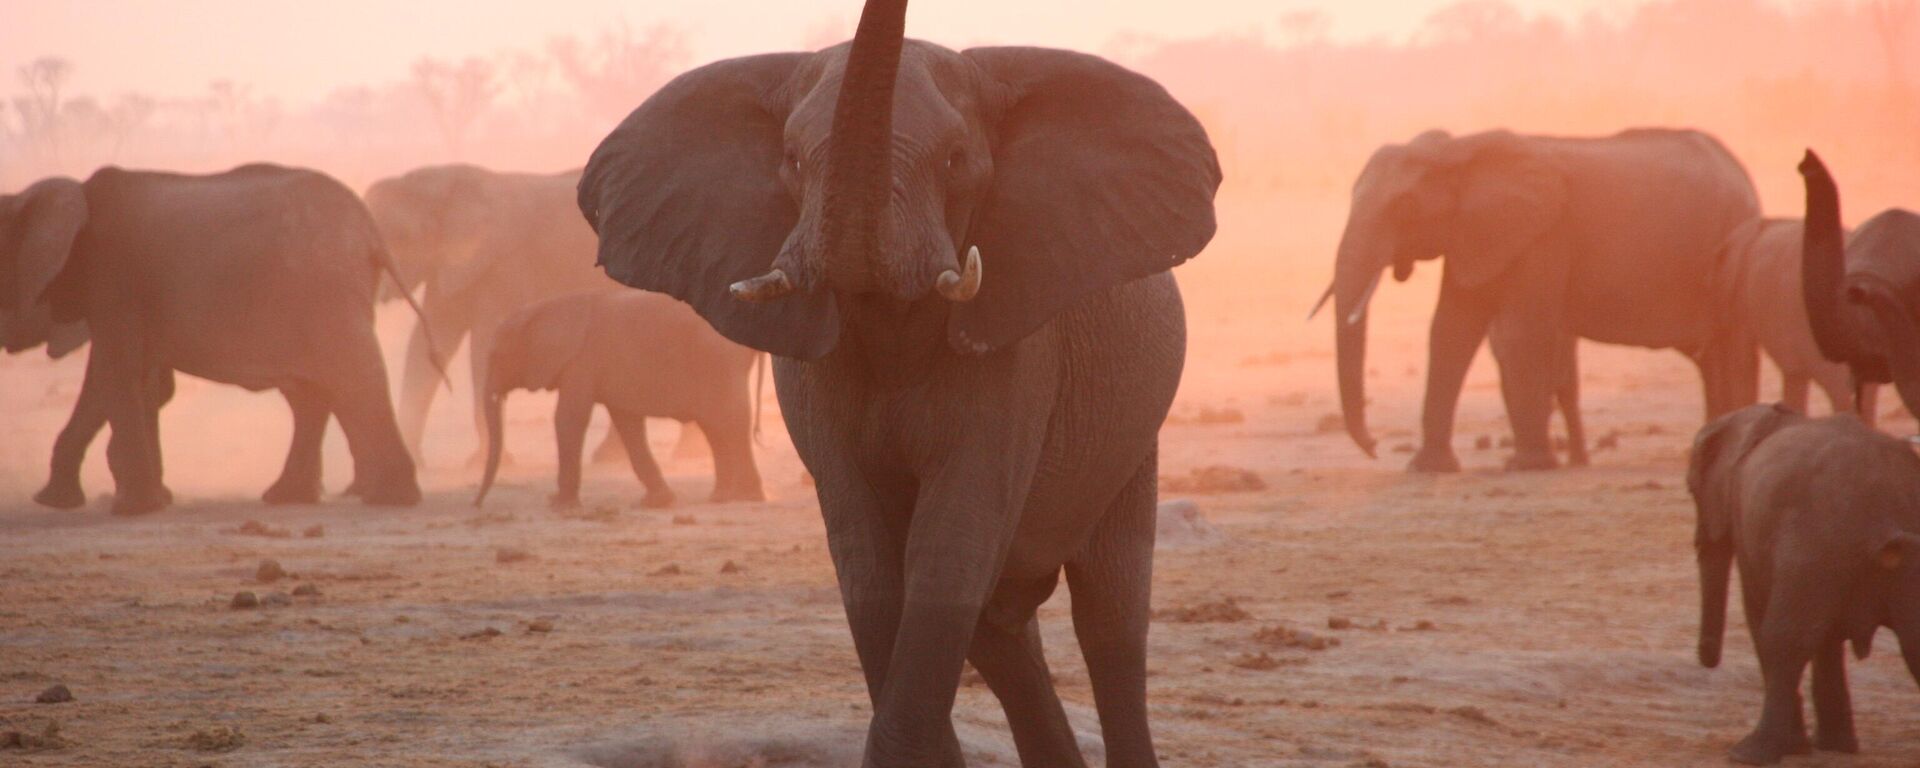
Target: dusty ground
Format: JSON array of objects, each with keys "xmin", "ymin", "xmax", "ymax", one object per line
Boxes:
[{"xmin": 5, "ymin": 199, "xmax": 1920, "ymax": 767}]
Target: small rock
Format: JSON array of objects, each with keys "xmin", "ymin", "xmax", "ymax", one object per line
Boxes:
[
  {"xmin": 461, "ymin": 627, "xmax": 503, "ymax": 641},
  {"xmin": 495, "ymin": 547, "xmax": 533, "ymax": 564},
  {"xmin": 291, "ymin": 583, "xmax": 320, "ymax": 597},
  {"xmin": 230, "ymin": 591, "xmax": 259, "ymax": 609},
  {"xmin": 186, "ymin": 725, "xmax": 245, "ymax": 751},
  {"xmin": 526, "ymin": 619, "xmax": 554, "ymax": 634},
  {"xmin": 1327, "ymin": 617, "xmax": 1353, "ymax": 630},
  {"xmin": 718, "ymin": 560, "xmax": 744, "ymax": 574},
  {"xmin": 256, "ymin": 559, "xmax": 286, "ymax": 583},
  {"xmin": 33, "ymin": 685, "xmax": 72, "ymax": 704},
  {"xmin": 302, "ymin": 525, "xmax": 325, "ymax": 539},
  {"xmin": 313, "ymin": 713, "xmax": 332, "ymax": 724}
]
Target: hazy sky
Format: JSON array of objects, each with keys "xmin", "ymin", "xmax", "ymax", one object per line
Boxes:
[{"xmin": 1, "ymin": 0, "xmax": 1630, "ymax": 103}]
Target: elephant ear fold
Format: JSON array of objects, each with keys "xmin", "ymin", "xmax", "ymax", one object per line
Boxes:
[
  {"xmin": 1687, "ymin": 404, "xmax": 1796, "ymax": 539},
  {"xmin": 1419, "ymin": 133, "xmax": 1565, "ymax": 289},
  {"xmin": 952, "ymin": 47, "xmax": 1221, "ymax": 353},
  {"xmin": 6, "ymin": 178, "xmax": 87, "ymax": 316},
  {"xmin": 579, "ymin": 53, "xmax": 838, "ymax": 360}
]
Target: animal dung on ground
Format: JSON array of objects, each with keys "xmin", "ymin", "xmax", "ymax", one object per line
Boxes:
[
  {"xmin": 230, "ymin": 591, "xmax": 259, "ymax": 609},
  {"xmin": 255, "ymin": 559, "xmax": 286, "ymax": 583},
  {"xmin": 526, "ymin": 619, "xmax": 555, "ymax": 633},
  {"xmin": 1162, "ymin": 466, "xmax": 1267, "ymax": 494},
  {"xmin": 33, "ymin": 685, "xmax": 71, "ymax": 705}
]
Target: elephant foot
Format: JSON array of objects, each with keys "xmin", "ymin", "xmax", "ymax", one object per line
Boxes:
[
  {"xmin": 1504, "ymin": 450, "xmax": 1560, "ymax": 472},
  {"xmin": 33, "ymin": 481, "xmax": 88, "ymax": 510},
  {"xmin": 1729, "ymin": 727, "xmax": 1812, "ymax": 765},
  {"xmin": 548, "ymin": 492, "xmax": 582, "ymax": 512},
  {"xmin": 109, "ymin": 485, "xmax": 173, "ymax": 517},
  {"xmin": 1406, "ymin": 447, "xmax": 1461, "ymax": 473},
  {"xmin": 1816, "ymin": 727, "xmax": 1859, "ymax": 754},
  {"xmin": 709, "ymin": 484, "xmax": 765, "ymax": 504},
  {"xmin": 638, "ymin": 489, "xmax": 677, "ymax": 509},
  {"xmin": 262, "ymin": 475, "xmax": 323, "ymax": 506}
]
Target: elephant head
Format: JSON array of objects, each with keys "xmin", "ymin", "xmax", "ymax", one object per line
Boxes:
[
  {"xmin": 1317, "ymin": 130, "xmax": 1567, "ymax": 456},
  {"xmin": 1799, "ymin": 149, "xmax": 1920, "ymax": 418},
  {"xmin": 363, "ymin": 165, "xmax": 497, "ymax": 302},
  {"xmin": 473, "ymin": 298, "xmax": 593, "ymax": 507},
  {"xmin": 1686, "ymin": 403, "xmax": 1799, "ymax": 668},
  {"xmin": 0, "ymin": 177, "xmax": 91, "ymax": 358},
  {"xmin": 576, "ymin": 0, "xmax": 1221, "ymax": 359}
]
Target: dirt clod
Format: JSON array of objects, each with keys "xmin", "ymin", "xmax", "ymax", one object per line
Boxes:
[
  {"xmin": 1159, "ymin": 598, "xmax": 1251, "ymax": 623},
  {"xmin": 527, "ymin": 619, "xmax": 554, "ymax": 633},
  {"xmin": 230, "ymin": 591, "xmax": 259, "ymax": 609},
  {"xmin": 186, "ymin": 725, "xmax": 245, "ymax": 751},
  {"xmin": 495, "ymin": 547, "xmax": 534, "ymax": 564},
  {"xmin": 1328, "ymin": 617, "xmax": 1353, "ymax": 630},
  {"xmin": 1254, "ymin": 625, "xmax": 1340, "ymax": 650},
  {"xmin": 291, "ymin": 583, "xmax": 320, "ymax": 597},
  {"xmin": 33, "ymin": 685, "xmax": 71, "ymax": 704},
  {"xmin": 256, "ymin": 559, "xmax": 286, "ymax": 583},
  {"xmin": 718, "ymin": 560, "xmax": 744, "ymax": 574}
]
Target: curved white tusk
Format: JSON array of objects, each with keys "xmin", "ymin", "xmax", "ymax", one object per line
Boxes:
[
  {"xmin": 1345, "ymin": 273, "xmax": 1381, "ymax": 326},
  {"xmin": 936, "ymin": 246, "xmax": 983, "ymax": 302},
  {"xmin": 729, "ymin": 269, "xmax": 794, "ymax": 303}
]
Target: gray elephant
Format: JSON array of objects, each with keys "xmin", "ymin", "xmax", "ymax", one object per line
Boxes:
[
  {"xmin": 1322, "ymin": 128, "xmax": 1762, "ymax": 471},
  {"xmin": 1690, "ymin": 404, "xmax": 1920, "ymax": 765},
  {"xmin": 576, "ymin": 0, "xmax": 1220, "ymax": 764},
  {"xmin": 1799, "ymin": 150, "xmax": 1920, "ymax": 421},
  {"xmin": 363, "ymin": 164, "xmax": 622, "ymax": 466},
  {"xmin": 472, "ymin": 290, "xmax": 764, "ymax": 510},
  {"xmin": 1723, "ymin": 216, "xmax": 1874, "ymax": 419},
  {"xmin": 2, "ymin": 164, "xmax": 421, "ymax": 515}
]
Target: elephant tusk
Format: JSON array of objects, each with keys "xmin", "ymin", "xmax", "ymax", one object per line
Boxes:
[
  {"xmin": 936, "ymin": 245, "xmax": 983, "ymax": 302},
  {"xmin": 1345, "ymin": 273, "xmax": 1381, "ymax": 326},
  {"xmin": 1306, "ymin": 282, "xmax": 1335, "ymax": 321},
  {"xmin": 729, "ymin": 269, "xmax": 794, "ymax": 303}
]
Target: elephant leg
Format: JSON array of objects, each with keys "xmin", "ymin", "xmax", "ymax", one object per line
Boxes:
[
  {"xmin": 1732, "ymin": 573, "xmax": 1832, "ymax": 765},
  {"xmin": 549, "ymin": 373, "xmax": 594, "ymax": 511},
  {"xmin": 1555, "ymin": 338, "xmax": 1588, "ymax": 467},
  {"xmin": 1810, "ymin": 637, "xmax": 1858, "ymax": 753},
  {"xmin": 701, "ymin": 411, "xmax": 764, "ymax": 504},
  {"xmin": 1698, "ymin": 338, "xmax": 1761, "ymax": 421},
  {"xmin": 329, "ymin": 337, "xmax": 420, "ymax": 507},
  {"xmin": 590, "ymin": 420, "xmax": 628, "ymax": 466},
  {"xmin": 607, "ymin": 408, "xmax": 673, "ymax": 509},
  {"xmin": 1488, "ymin": 313, "xmax": 1559, "ymax": 471},
  {"xmin": 1066, "ymin": 454, "xmax": 1160, "ymax": 768},
  {"xmin": 969, "ymin": 600, "xmax": 1086, "ymax": 768},
  {"xmin": 395, "ymin": 303, "xmax": 469, "ymax": 466},
  {"xmin": 264, "ymin": 384, "xmax": 331, "ymax": 505},
  {"xmin": 34, "ymin": 368, "xmax": 111, "ymax": 509},
  {"xmin": 1780, "ymin": 372, "xmax": 1811, "ymax": 415},
  {"xmin": 1854, "ymin": 384, "xmax": 1879, "ymax": 429},
  {"xmin": 1411, "ymin": 282, "xmax": 1496, "ymax": 473},
  {"xmin": 99, "ymin": 354, "xmax": 169, "ymax": 516}
]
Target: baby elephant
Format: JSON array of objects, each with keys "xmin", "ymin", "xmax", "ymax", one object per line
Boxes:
[
  {"xmin": 1690, "ymin": 404, "xmax": 1920, "ymax": 764},
  {"xmin": 474, "ymin": 290, "xmax": 764, "ymax": 509}
]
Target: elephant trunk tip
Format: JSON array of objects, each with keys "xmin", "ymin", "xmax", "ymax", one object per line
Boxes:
[
  {"xmin": 1798, "ymin": 148, "xmax": 1828, "ymax": 179},
  {"xmin": 1699, "ymin": 641, "xmax": 1722, "ymax": 669}
]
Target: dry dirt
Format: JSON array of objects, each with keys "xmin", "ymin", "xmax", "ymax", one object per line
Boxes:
[{"xmin": 5, "ymin": 199, "xmax": 1920, "ymax": 766}]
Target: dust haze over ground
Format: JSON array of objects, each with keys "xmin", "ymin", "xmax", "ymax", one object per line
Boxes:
[{"xmin": 5, "ymin": 0, "xmax": 1920, "ymax": 766}]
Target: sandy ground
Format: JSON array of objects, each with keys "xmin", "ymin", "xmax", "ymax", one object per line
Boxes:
[{"xmin": 5, "ymin": 199, "xmax": 1920, "ymax": 766}]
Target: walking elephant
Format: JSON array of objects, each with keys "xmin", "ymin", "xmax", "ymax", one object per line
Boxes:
[
  {"xmin": 576, "ymin": 0, "xmax": 1220, "ymax": 763},
  {"xmin": 363, "ymin": 164, "xmax": 625, "ymax": 466},
  {"xmin": 1320, "ymin": 128, "xmax": 1761, "ymax": 471},
  {"xmin": 2, "ymin": 164, "xmax": 421, "ymax": 515},
  {"xmin": 1799, "ymin": 150, "xmax": 1920, "ymax": 422},
  {"xmin": 1689, "ymin": 404, "xmax": 1920, "ymax": 764},
  {"xmin": 1723, "ymin": 216, "xmax": 1873, "ymax": 419},
  {"xmin": 473, "ymin": 290, "xmax": 764, "ymax": 510}
]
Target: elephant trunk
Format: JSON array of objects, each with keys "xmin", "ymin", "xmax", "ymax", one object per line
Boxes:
[
  {"xmin": 1331, "ymin": 234, "xmax": 1383, "ymax": 458},
  {"xmin": 473, "ymin": 354, "xmax": 509, "ymax": 507},
  {"xmin": 819, "ymin": 0, "xmax": 907, "ymax": 294},
  {"xmin": 1800, "ymin": 150, "xmax": 1856, "ymax": 365},
  {"xmin": 1696, "ymin": 539, "xmax": 1733, "ymax": 668}
]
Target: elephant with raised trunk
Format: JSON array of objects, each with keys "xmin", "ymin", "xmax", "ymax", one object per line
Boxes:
[
  {"xmin": 577, "ymin": 0, "xmax": 1219, "ymax": 763},
  {"xmin": 1798, "ymin": 150, "xmax": 1920, "ymax": 421},
  {"xmin": 363, "ymin": 164, "xmax": 624, "ymax": 467},
  {"xmin": 1690, "ymin": 405, "xmax": 1920, "ymax": 764},
  {"xmin": 472, "ymin": 290, "xmax": 764, "ymax": 511},
  {"xmin": 1322, "ymin": 128, "xmax": 1761, "ymax": 471},
  {"xmin": 1723, "ymin": 216, "xmax": 1873, "ymax": 419},
  {"xmin": 2, "ymin": 164, "xmax": 422, "ymax": 515}
]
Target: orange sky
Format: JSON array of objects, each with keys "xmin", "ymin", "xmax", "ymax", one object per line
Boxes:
[{"xmin": 2, "ymin": 0, "xmax": 1631, "ymax": 103}]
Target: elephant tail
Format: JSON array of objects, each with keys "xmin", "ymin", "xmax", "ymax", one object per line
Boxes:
[
  {"xmin": 751, "ymin": 352, "xmax": 767, "ymax": 446},
  {"xmin": 371, "ymin": 240, "xmax": 451, "ymax": 391},
  {"xmin": 473, "ymin": 364, "xmax": 509, "ymax": 508},
  {"xmin": 1696, "ymin": 535, "xmax": 1734, "ymax": 668}
]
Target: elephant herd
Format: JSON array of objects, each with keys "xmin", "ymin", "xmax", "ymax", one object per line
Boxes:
[{"xmin": 4, "ymin": 0, "xmax": 1919, "ymax": 764}]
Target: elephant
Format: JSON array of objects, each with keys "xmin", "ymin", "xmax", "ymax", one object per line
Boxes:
[
  {"xmin": 1321, "ymin": 128, "xmax": 1762, "ymax": 471},
  {"xmin": 472, "ymin": 290, "xmax": 764, "ymax": 510},
  {"xmin": 1798, "ymin": 150, "xmax": 1920, "ymax": 422},
  {"xmin": 362, "ymin": 164, "xmax": 627, "ymax": 467},
  {"xmin": 575, "ymin": 0, "xmax": 1220, "ymax": 764},
  {"xmin": 1, "ymin": 164, "xmax": 422, "ymax": 515},
  {"xmin": 1723, "ymin": 216, "xmax": 1874, "ymax": 419},
  {"xmin": 1689, "ymin": 404, "xmax": 1920, "ymax": 765}
]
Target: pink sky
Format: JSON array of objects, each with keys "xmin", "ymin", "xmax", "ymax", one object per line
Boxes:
[{"xmin": 3, "ymin": 0, "xmax": 1628, "ymax": 103}]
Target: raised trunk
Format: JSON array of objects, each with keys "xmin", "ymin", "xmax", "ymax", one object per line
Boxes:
[
  {"xmin": 1696, "ymin": 541, "xmax": 1733, "ymax": 668},
  {"xmin": 820, "ymin": 0, "xmax": 908, "ymax": 293},
  {"xmin": 1332, "ymin": 235, "xmax": 1383, "ymax": 458},
  {"xmin": 1800, "ymin": 150, "xmax": 1856, "ymax": 365}
]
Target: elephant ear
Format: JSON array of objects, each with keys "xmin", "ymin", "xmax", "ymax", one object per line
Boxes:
[
  {"xmin": 952, "ymin": 47, "xmax": 1221, "ymax": 353},
  {"xmin": 503, "ymin": 298, "xmax": 596, "ymax": 392},
  {"xmin": 1413, "ymin": 132, "xmax": 1565, "ymax": 289},
  {"xmin": 579, "ymin": 53, "xmax": 838, "ymax": 359},
  {"xmin": 3, "ymin": 179, "xmax": 88, "ymax": 318},
  {"xmin": 1686, "ymin": 403, "xmax": 1795, "ymax": 545}
]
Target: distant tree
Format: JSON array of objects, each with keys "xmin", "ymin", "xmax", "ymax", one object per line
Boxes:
[
  {"xmin": 410, "ymin": 57, "xmax": 498, "ymax": 159},
  {"xmin": 1416, "ymin": 0, "xmax": 1525, "ymax": 45},
  {"xmin": 1277, "ymin": 9, "xmax": 1331, "ymax": 48},
  {"xmin": 14, "ymin": 56, "xmax": 73, "ymax": 165},
  {"xmin": 549, "ymin": 23, "xmax": 688, "ymax": 124}
]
